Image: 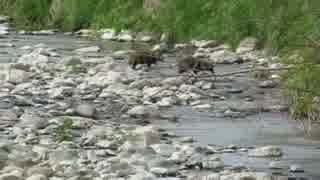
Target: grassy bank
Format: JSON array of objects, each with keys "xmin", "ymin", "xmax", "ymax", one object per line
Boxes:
[{"xmin": 2, "ymin": 0, "xmax": 320, "ymax": 132}]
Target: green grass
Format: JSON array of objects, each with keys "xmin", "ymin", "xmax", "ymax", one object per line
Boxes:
[
  {"xmin": 2, "ymin": 0, "xmax": 320, "ymax": 131},
  {"xmin": 55, "ymin": 117, "xmax": 74, "ymax": 143}
]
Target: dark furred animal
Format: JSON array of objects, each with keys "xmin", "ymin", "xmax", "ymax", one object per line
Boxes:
[
  {"xmin": 128, "ymin": 51, "xmax": 163, "ymax": 70},
  {"xmin": 177, "ymin": 56, "xmax": 214, "ymax": 74}
]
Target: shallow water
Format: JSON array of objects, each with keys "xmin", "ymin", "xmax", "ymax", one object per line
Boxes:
[{"xmin": 156, "ymin": 107, "xmax": 320, "ymax": 179}]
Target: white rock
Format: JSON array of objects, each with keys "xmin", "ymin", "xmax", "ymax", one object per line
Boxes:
[
  {"xmin": 129, "ymin": 171, "xmax": 156, "ymax": 180},
  {"xmin": 87, "ymin": 71, "xmax": 127, "ymax": 87},
  {"xmin": 248, "ymin": 146, "xmax": 283, "ymax": 157},
  {"xmin": 0, "ymin": 172, "xmax": 22, "ymax": 180},
  {"xmin": 209, "ymin": 50, "xmax": 241, "ymax": 64},
  {"xmin": 236, "ymin": 37, "xmax": 259, "ymax": 54},
  {"xmin": 127, "ymin": 105, "xmax": 160, "ymax": 118},
  {"xmin": 140, "ymin": 36, "xmax": 153, "ymax": 42},
  {"xmin": 269, "ymin": 161, "xmax": 289, "ymax": 169},
  {"xmin": 117, "ymin": 33, "xmax": 133, "ymax": 42},
  {"xmin": 193, "ymin": 104, "xmax": 212, "ymax": 109},
  {"xmin": 0, "ymin": 16, "xmax": 9, "ymax": 23},
  {"xmin": 290, "ymin": 164, "xmax": 304, "ymax": 172},
  {"xmin": 161, "ymin": 77, "xmax": 184, "ymax": 86},
  {"xmin": 150, "ymin": 167, "xmax": 169, "ymax": 176},
  {"xmin": 32, "ymin": 30, "xmax": 55, "ymax": 35},
  {"xmin": 0, "ymin": 43, "xmax": 14, "ymax": 47},
  {"xmin": 202, "ymin": 157, "xmax": 224, "ymax": 169},
  {"xmin": 0, "ymin": 30, "xmax": 9, "ymax": 35},
  {"xmin": 74, "ymin": 46, "xmax": 100, "ymax": 53},
  {"xmin": 258, "ymin": 80, "xmax": 277, "ymax": 88},
  {"xmin": 101, "ymin": 29, "xmax": 116, "ymax": 40},
  {"xmin": 75, "ymin": 104, "xmax": 96, "ymax": 118},
  {"xmin": 191, "ymin": 40, "xmax": 218, "ymax": 48},
  {"xmin": 150, "ymin": 144, "xmax": 176, "ymax": 157},
  {"xmin": 5, "ymin": 68, "xmax": 31, "ymax": 84},
  {"xmin": 132, "ymin": 126, "xmax": 161, "ymax": 147},
  {"xmin": 157, "ymin": 97, "xmax": 177, "ymax": 107},
  {"xmin": 18, "ymin": 50, "xmax": 49, "ymax": 70},
  {"xmin": 26, "ymin": 174, "xmax": 47, "ymax": 180},
  {"xmin": 201, "ymin": 173, "xmax": 220, "ymax": 180}
]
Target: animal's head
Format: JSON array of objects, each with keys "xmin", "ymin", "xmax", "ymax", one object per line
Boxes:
[
  {"xmin": 153, "ymin": 51, "xmax": 164, "ymax": 62},
  {"xmin": 200, "ymin": 61, "xmax": 215, "ymax": 73}
]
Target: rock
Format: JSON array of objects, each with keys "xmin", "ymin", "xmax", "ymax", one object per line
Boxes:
[
  {"xmin": 150, "ymin": 167, "xmax": 169, "ymax": 176},
  {"xmin": 209, "ymin": 50, "xmax": 241, "ymax": 64},
  {"xmin": 5, "ymin": 68, "xmax": 31, "ymax": 84},
  {"xmin": 87, "ymin": 71, "xmax": 127, "ymax": 87},
  {"xmin": 0, "ymin": 43, "xmax": 14, "ymax": 47},
  {"xmin": 0, "ymin": 172, "xmax": 22, "ymax": 180},
  {"xmin": 152, "ymin": 43, "xmax": 168, "ymax": 53},
  {"xmin": 132, "ymin": 126, "xmax": 161, "ymax": 147},
  {"xmin": 32, "ymin": 30, "xmax": 56, "ymax": 35},
  {"xmin": 17, "ymin": 50, "xmax": 49, "ymax": 70},
  {"xmin": 19, "ymin": 112, "xmax": 49, "ymax": 130},
  {"xmin": 290, "ymin": 164, "xmax": 304, "ymax": 173},
  {"xmin": 202, "ymin": 156, "xmax": 224, "ymax": 170},
  {"xmin": 26, "ymin": 174, "xmax": 48, "ymax": 180},
  {"xmin": 201, "ymin": 173, "xmax": 220, "ymax": 180},
  {"xmin": 157, "ymin": 97, "xmax": 177, "ymax": 107},
  {"xmin": 130, "ymin": 79, "xmax": 154, "ymax": 90},
  {"xmin": 150, "ymin": 144, "xmax": 176, "ymax": 157},
  {"xmin": 191, "ymin": 40, "xmax": 218, "ymax": 48},
  {"xmin": 269, "ymin": 161, "xmax": 289, "ymax": 169},
  {"xmin": 161, "ymin": 77, "xmax": 184, "ymax": 86},
  {"xmin": 258, "ymin": 80, "xmax": 277, "ymax": 88},
  {"xmin": 128, "ymin": 105, "xmax": 160, "ymax": 118},
  {"xmin": 0, "ymin": 16, "xmax": 9, "ymax": 23},
  {"xmin": 129, "ymin": 171, "xmax": 156, "ymax": 180},
  {"xmin": 193, "ymin": 104, "xmax": 212, "ymax": 110},
  {"xmin": 117, "ymin": 33, "xmax": 133, "ymax": 42},
  {"xmin": 236, "ymin": 37, "xmax": 259, "ymax": 54},
  {"xmin": 140, "ymin": 36, "xmax": 153, "ymax": 42},
  {"xmin": 101, "ymin": 29, "xmax": 116, "ymax": 40},
  {"xmin": 248, "ymin": 146, "xmax": 283, "ymax": 157},
  {"xmin": 227, "ymin": 88, "xmax": 243, "ymax": 94},
  {"xmin": 74, "ymin": 46, "xmax": 101, "ymax": 53},
  {"xmin": 75, "ymin": 104, "xmax": 96, "ymax": 118}
]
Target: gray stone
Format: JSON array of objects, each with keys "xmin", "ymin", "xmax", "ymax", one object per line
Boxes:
[
  {"xmin": 258, "ymin": 80, "xmax": 277, "ymax": 88},
  {"xmin": 75, "ymin": 46, "xmax": 100, "ymax": 53},
  {"xmin": 0, "ymin": 172, "xmax": 22, "ymax": 180},
  {"xmin": 290, "ymin": 164, "xmax": 304, "ymax": 173},
  {"xmin": 75, "ymin": 104, "xmax": 96, "ymax": 118},
  {"xmin": 209, "ymin": 50, "xmax": 241, "ymax": 64},
  {"xmin": 236, "ymin": 37, "xmax": 259, "ymax": 54},
  {"xmin": 26, "ymin": 174, "xmax": 48, "ymax": 180},
  {"xmin": 191, "ymin": 40, "xmax": 218, "ymax": 48},
  {"xmin": 248, "ymin": 146, "xmax": 283, "ymax": 157},
  {"xmin": 128, "ymin": 105, "xmax": 160, "ymax": 118},
  {"xmin": 150, "ymin": 144, "xmax": 176, "ymax": 157},
  {"xmin": 101, "ymin": 29, "xmax": 116, "ymax": 40},
  {"xmin": 269, "ymin": 161, "xmax": 289, "ymax": 169},
  {"xmin": 132, "ymin": 126, "xmax": 161, "ymax": 147}
]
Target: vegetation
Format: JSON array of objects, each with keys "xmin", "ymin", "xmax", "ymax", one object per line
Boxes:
[
  {"xmin": 55, "ymin": 117, "xmax": 74, "ymax": 143},
  {"xmin": 1, "ymin": 0, "xmax": 320, "ymax": 134}
]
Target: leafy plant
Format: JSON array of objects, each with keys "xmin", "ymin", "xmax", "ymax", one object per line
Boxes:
[{"xmin": 55, "ymin": 117, "xmax": 74, "ymax": 143}]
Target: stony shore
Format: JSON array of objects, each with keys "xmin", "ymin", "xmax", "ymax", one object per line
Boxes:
[{"xmin": 0, "ymin": 15, "xmax": 307, "ymax": 180}]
